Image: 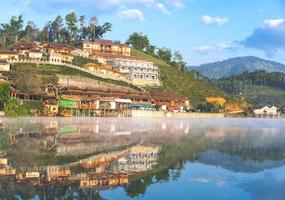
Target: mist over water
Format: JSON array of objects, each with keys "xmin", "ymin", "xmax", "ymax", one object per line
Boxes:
[{"xmin": 0, "ymin": 117, "xmax": 285, "ymax": 200}]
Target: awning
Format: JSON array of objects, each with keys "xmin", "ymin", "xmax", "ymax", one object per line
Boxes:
[{"xmin": 115, "ymin": 99, "xmax": 132, "ymax": 103}]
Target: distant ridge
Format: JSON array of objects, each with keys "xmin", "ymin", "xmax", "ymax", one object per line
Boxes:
[{"xmin": 190, "ymin": 56, "xmax": 285, "ymax": 79}]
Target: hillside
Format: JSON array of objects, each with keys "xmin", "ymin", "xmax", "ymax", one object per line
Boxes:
[
  {"xmin": 4, "ymin": 63, "xmax": 142, "ymax": 91},
  {"xmin": 131, "ymin": 49, "xmax": 240, "ymax": 106},
  {"xmin": 190, "ymin": 56, "xmax": 285, "ymax": 79},
  {"xmin": 212, "ymin": 71, "xmax": 285, "ymax": 107}
]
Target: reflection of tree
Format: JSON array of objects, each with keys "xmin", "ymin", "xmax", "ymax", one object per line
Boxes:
[
  {"xmin": 125, "ymin": 133, "xmax": 285, "ymax": 198},
  {"xmin": 125, "ymin": 135, "xmax": 214, "ymax": 197}
]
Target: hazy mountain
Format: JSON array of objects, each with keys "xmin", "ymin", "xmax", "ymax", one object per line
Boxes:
[{"xmin": 190, "ymin": 56, "xmax": 285, "ymax": 79}]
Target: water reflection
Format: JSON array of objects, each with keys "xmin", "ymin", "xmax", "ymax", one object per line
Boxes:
[{"xmin": 0, "ymin": 117, "xmax": 285, "ymax": 199}]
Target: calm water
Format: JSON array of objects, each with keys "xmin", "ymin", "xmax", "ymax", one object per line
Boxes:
[{"xmin": 0, "ymin": 117, "xmax": 284, "ymax": 200}]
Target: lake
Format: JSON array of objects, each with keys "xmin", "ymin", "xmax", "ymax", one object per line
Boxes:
[{"xmin": 0, "ymin": 117, "xmax": 284, "ymax": 200}]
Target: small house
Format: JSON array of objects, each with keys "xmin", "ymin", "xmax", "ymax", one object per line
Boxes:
[
  {"xmin": 49, "ymin": 52, "xmax": 62, "ymax": 63},
  {"xmin": 28, "ymin": 49, "xmax": 43, "ymax": 59},
  {"xmin": 0, "ymin": 60, "xmax": 10, "ymax": 71},
  {"xmin": 12, "ymin": 42, "xmax": 42, "ymax": 55},
  {"xmin": 61, "ymin": 53, "xmax": 73, "ymax": 63},
  {"xmin": 253, "ymin": 106, "xmax": 278, "ymax": 117}
]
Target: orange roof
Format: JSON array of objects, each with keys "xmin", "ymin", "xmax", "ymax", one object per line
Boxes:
[{"xmin": 206, "ymin": 97, "xmax": 226, "ymax": 104}]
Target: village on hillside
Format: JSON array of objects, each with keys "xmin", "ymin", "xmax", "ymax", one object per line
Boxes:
[
  {"xmin": 0, "ymin": 13, "xmax": 283, "ymax": 118},
  {"xmin": 0, "ymin": 39, "xmax": 195, "ymax": 117},
  {"xmin": 0, "ymin": 39, "xmax": 283, "ymax": 118}
]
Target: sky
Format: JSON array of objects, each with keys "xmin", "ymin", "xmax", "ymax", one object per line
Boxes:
[{"xmin": 0, "ymin": 0, "xmax": 285, "ymax": 65}]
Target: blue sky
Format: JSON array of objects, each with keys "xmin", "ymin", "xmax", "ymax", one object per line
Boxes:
[{"xmin": 0, "ymin": 0, "xmax": 285, "ymax": 65}]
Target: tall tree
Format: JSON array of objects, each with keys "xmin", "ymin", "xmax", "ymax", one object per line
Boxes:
[
  {"xmin": 173, "ymin": 51, "xmax": 187, "ymax": 72},
  {"xmin": 79, "ymin": 15, "xmax": 86, "ymax": 40},
  {"xmin": 51, "ymin": 15, "xmax": 64, "ymax": 42},
  {"xmin": 126, "ymin": 32, "xmax": 150, "ymax": 51},
  {"xmin": 157, "ymin": 48, "xmax": 172, "ymax": 63},
  {"xmin": 0, "ymin": 24, "xmax": 11, "ymax": 47},
  {"xmin": 9, "ymin": 15, "xmax": 24, "ymax": 42},
  {"xmin": 89, "ymin": 16, "xmax": 98, "ymax": 41},
  {"xmin": 23, "ymin": 21, "xmax": 38, "ymax": 42},
  {"xmin": 145, "ymin": 45, "xmax": 156, "ymax": 56},
  {"xmin": 95, "ymin": 22, "xmax": 112, "ymax": 38},
  {"xmin": 65, "ymin": 12, "xmax": 78, "ymax": 42}
]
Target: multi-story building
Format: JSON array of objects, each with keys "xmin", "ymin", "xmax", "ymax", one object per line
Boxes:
[
  {"xmin": 82, "ymin": 40, "xmax": 131, "ymax": 56},
  {"xmin": 107, "ymin": 57, "xmax": 160, "ymax": 86}
]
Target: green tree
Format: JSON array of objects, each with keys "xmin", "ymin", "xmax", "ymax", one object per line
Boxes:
[
  {"xmin": 51, "ymin": 15, "xmax": 64, "ymax": 42},
  {"xmin": 126, "ymin": 32, "xmax": 150, "ymax": 51},
  {"xmin": 157, "ymin": 47, "xmax": 172, "ymax": 63},
  {"xmin": 95, "ymin": 22, "xmax": 112, "ymax": 38},
  {"xmin": 65, "ymin": 12, "xmax": 78, "ymax": 42},
  {"xmin": 9, "ymin": 15, "xmax": 24, "ymax": 42},
  {"xmin": 88, "ymin": 16, "xmax": 97, "ymax": 40},
  {"xmin": 79, "ymin": 15, "xmax": 86, "ymax": 40},
  {"xmin": 37, "ymin": 21, "xmax": 51, "ymax": 42},
  {"xmin": 145, "ymin": 45, "xmax": 156, "ymax": 56},
  {"xmin": 173, "ymin": 51, "xmax": 187, "ymax": 72},
  {"xmin": 23, "ymin": 21, "xmax": 38, "ymax": 42}
]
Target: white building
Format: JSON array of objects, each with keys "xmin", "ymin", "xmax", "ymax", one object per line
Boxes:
[
  {"xmin": 28, "ymin": 49, "xmax": 43, "ymax": 59},
  {"xmin": 107, "ymin": 57, "xmax": 160, "ymax": 86},
  {"xmin": 49, "ymin": 52, "xmax": 62, "ymax": 63},
  {"xmin": 254, "ymin": 106, "xmax": 279, "ymax": 117},
  {"xmin": 0, "ymin": 60, "xmax": 10, "ymax": 71}
]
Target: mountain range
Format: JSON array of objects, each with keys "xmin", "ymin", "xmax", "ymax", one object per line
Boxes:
[{"xmin": 190, "ymin": 56, "xmax": 285, "ymax": 79}]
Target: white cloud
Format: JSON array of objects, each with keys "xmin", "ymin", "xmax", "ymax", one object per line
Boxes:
[
  {"xmin": 201, "ymin": 15, "xmax": 229, "ymax": 26},
  {"xmin": 192, "ymin": 43, "xmax": 232, "ymax": 54},
  {"xmin": 154, "ymin": 2, "xmax": 171, "ymax": 15},
  {"xmin": 264, "ymin": 18, "xmax": 285, "ymax": 27},
  {"xmin": 118, "ymin": 8, "xmax": 145, "ymax": 21},
  {"xmin": 16, "ymin": 0, "xmax": 177, "ymax": 15},
  {"xmin": 166, "ymin": 0, "xmax": 185, "ymax": 9}
]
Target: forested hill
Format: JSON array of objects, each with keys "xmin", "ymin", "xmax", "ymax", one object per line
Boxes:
[
  {"xmin": 190, "ymin": 56, "xmax": 285, "ymax": 79},
  {"xmin": 212, "ymin": 71, "xmax": 285, "ymax": 107}
]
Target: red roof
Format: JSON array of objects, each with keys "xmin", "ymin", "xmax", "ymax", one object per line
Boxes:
[
  {"xmin": 0, "ymin": 60, "xmax": 9, "ymax": 64},
  {"xmin": 83, "ymin": 39, "xmax": 129, "ymax": 47},
  {"xmin": 0, "ymin": 50, "xmax": 17, "ymax": 54}
]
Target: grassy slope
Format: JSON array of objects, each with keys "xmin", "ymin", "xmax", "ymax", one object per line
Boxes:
[
  {"xmin": 132, "ymin": 49, "xmax": 234, "ymax": 106},
  {"xmin": 5, "ymin": 63, "xmax": 141, "ymax": 91}
]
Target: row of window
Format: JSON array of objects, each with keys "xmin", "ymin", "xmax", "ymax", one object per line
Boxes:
[{"xmin": 133, "ymin": 74, "xmax": 158, "ymax": 80}]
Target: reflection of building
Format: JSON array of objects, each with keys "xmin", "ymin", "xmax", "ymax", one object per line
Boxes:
[
  {"xmin": 115, "ymin": 145, "xmax": 159, "ymax": 172},
  {"xmin": 80, "ymin": 174, "xmax": 128, "ymax": 188},
  {"xmin": 46, "ymin": 165, "xmax": 71, "ymax": 182}
]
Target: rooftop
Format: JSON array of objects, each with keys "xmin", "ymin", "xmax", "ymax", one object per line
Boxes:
[
  {"xmin": 0, "ymin": 60, "xmax": 9, "ymax": 64},
  {"xmin": 0, "ymin": 50, "xmax": 17, "ymax": 55}
]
